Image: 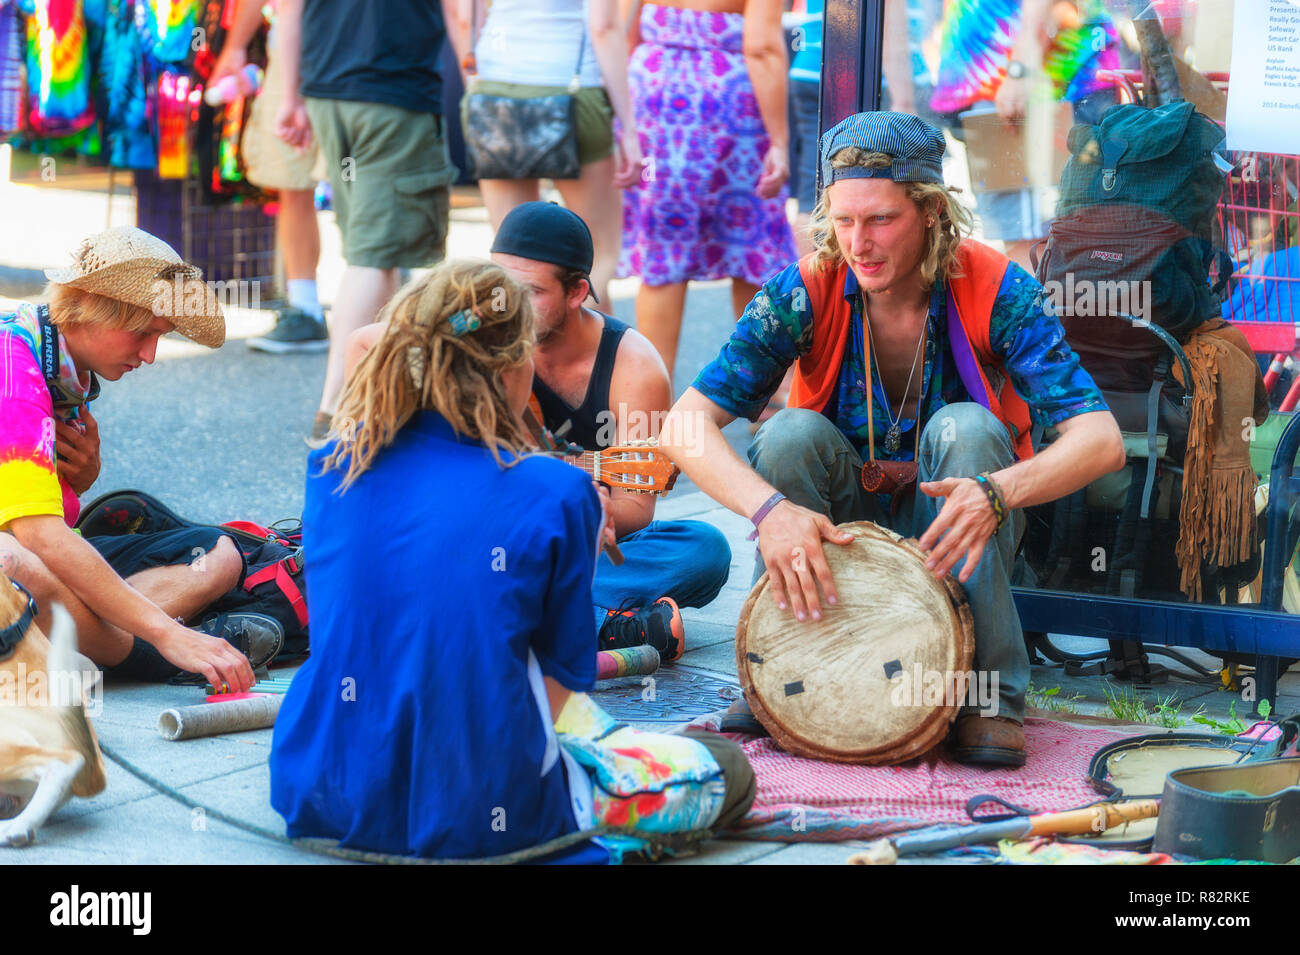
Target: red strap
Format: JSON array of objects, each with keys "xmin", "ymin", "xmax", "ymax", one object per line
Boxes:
[
  {"xmin": 275, "ymin": 564, "xmax": 309, "ymax": 628},
  {"xmin": 224, "ymin": 520, "xmax": 276, "ymax": 538},
  {"xmin": 243, "ymin": 560, "xmax": 309, "ymax": 628},
  {"xmin": 243, "ymin": 564, "xmax": 279, "ymax": 589}
]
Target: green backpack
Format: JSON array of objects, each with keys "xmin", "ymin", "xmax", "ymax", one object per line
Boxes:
[
  {"xmin": 1038, "ymin": 100, "xmax": 1231, "ymax": 350},
  {"xmin": 1057, "ymin": 100, "xmax": 1227, "ymax": 237}
]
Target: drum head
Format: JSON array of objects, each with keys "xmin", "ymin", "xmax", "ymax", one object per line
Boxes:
[{"xmin": 736, "ymin": 522, "xmax": 975, "ymax": 764}]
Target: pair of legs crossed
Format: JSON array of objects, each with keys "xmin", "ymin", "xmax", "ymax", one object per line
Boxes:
[{"xmin": 590, "ymin": 520, "xmax": 732, "ymax": 637}]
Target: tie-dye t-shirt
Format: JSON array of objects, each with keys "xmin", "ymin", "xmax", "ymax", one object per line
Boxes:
[
  {"xmin": 0, "ymin": 304, "xmax": 86, "ymax": 530},
  {"xmin": 930, "ymin": 0, "xmax": 1119, "ymax": 114}
]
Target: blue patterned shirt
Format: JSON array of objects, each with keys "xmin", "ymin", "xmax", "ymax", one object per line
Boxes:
[{"xmin": 693, "ymin": 258, "xmax": 1107, "ymax": 463}]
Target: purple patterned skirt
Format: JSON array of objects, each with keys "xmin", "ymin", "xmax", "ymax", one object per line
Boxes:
[{"xmin": 618, "ymin": 3, "xmax": 795, "ymax": 287}]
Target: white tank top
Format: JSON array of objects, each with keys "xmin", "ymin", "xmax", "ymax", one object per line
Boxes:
[{"xmin": 473, "ymin": 0, "xmax": 604, "ymax": 88}]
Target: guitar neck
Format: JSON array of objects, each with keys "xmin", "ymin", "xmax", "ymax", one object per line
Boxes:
[
  {"xmin": 569, "ymin": 450, "xmax": 601, "ymax": 481},
  {"xmin": 557, "ymin": 448, "xmax": 664, "ymax": 492}
]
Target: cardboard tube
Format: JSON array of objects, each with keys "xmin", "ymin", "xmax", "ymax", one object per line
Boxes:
[{"xmin": 158, "ymin": 695, "xmax": 283, "ymax": 740}]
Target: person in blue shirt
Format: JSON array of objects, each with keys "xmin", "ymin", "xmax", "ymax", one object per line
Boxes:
[{"xmin": 270, "ymin": 259, "xmax": 753, "ymax": 860}]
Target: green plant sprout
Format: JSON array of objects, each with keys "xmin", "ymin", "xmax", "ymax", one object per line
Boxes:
[{"xmin": 1026, "ymin": 682, "xmax": 1085, "ymax": 715}]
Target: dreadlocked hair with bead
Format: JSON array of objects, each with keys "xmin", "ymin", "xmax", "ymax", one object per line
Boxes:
[{"xmin": 321, "ymin": 260, "xmax": 534, "ymax": 492}]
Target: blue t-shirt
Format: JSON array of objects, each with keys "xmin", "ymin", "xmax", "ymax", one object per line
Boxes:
[
  {"xmin": 270, "ymin": 411, "xmax": 602, "ymax": 859},
  {"xmin": 788, "ymin": 0, "xmax": 823, "ymax": 83}
]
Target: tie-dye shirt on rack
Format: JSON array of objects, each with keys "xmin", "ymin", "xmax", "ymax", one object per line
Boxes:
[{"xmin": 0, "ymin": 303, "xmax": 86, "ymax": 529}]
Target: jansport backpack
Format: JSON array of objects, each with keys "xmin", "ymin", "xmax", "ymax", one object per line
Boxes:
[
  {"xmin": 76, "ymin": 490, "xmax": 309, "ymax": 660},
  {"xmin": 1024, "ymin": 101, "xmax": 1262, "ymax": 679},
  {"xmin": 1036, "ymin": 99, "xmax": 1232, "ymax": 352}
]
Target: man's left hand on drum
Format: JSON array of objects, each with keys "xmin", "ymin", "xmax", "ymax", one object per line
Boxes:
[
  {"xmin": 917, "ymin": 476, "xmax": 998, "ymax": 582},
  {"xmin": 755, "ymin": 500, "xmax": 855, "ymax": 622}
]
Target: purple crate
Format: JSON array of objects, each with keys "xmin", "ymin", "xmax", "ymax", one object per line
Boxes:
[{"xmin": 134, "ymin": 169, "xmax": 277, "ymax": 295}]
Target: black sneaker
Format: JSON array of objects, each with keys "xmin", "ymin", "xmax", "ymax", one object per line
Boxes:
[
  {"xmin": 169, "ymin": 612, "xmax": 285, "ymax": 685},
  {"xmin": 248, "ymin": 306, "xmax": 328, "ymax": 354},
  {"xmin": 597, "ymin": 596, "xmax": 685, "ymax": 661}
]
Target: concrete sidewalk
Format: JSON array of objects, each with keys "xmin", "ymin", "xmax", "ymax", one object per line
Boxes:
[{"xmin": 3, "ymin": 178, "xmax": 1296, "ymax": 866}]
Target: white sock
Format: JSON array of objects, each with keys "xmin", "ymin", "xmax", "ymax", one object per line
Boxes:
[{"xmin": 287, "ymin": 279, "xmax": 324, "ymax": 321}]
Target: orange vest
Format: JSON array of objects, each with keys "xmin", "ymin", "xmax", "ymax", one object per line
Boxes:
[{"xmin": 787, "ymin": 240, "xmax": 1035, "ymax": 461}]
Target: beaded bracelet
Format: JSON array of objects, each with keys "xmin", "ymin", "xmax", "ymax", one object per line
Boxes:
[
  {"xmin": 747, "ymin": 492, "xmax": 787, "ymax": 541},
  {"xmin": 974, "ymin": 473, "xmax": 1007, "ymax": 535}
]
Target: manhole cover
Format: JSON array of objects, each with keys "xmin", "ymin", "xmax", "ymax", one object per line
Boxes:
[{"xmin": 590, "ymin": 665, "xmax": 740, "ymax": 724}]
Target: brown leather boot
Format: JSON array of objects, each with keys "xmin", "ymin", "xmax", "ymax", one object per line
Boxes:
[
  {"xmin": 952, "ymin": 714, "xmax": 1025, "ymax": 768},
  {"xmin": 719, "ymin": 697, "xmax": 769, "ymax": 737}
]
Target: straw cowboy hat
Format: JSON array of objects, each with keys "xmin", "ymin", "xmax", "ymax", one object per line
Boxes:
[{"xmin": 44, "ymin": 227, "xmax": 225, "ymax": 348}]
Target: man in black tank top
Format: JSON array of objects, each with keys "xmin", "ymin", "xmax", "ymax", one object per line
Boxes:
[{"xmin": 492, "ymin": 203, "xmax": 732, "ymax": 659}]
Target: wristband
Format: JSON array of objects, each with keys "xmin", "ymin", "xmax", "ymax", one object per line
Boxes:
[
  {"xmin": 981, "ymin": 471, "xmax": 1009, "ymax": 512},
  {"xmin": 974, "ymin": 473, "xmax": 1007, "ymax": 535},
  {"xmin": 747, "ymin": 492, "xmax": 787, "ymax": 541}
]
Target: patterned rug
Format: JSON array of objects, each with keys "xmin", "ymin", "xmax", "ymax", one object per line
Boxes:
[{"xmin": 690, "ymin": 715, "xmax": 1136, "ymax": 842}]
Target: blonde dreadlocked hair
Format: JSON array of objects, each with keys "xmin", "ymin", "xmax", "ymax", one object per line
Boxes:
[
  {"xmin": 322, "ymin": 260, "xmax": 534, "ymax": 492},
  {"xmin": 808, "ymin": 148, "xmax": 973, "ymax": 286}
]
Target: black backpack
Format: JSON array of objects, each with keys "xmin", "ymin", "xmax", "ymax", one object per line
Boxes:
[
  {"xmin": 76, "ymin": 490, "xmax": 309, "ymax": 660},
  {"xmin": 1026, "ymin": 103, "xmax": 1257, "ymax": 615}
]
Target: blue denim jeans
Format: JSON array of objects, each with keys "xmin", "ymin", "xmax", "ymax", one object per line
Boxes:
[
  {"xmin": 592, "ymin": 520, "xmax": 732, "ymax": 632},
  {"xmin": 747, "ymin": 404, "xmax": 1028, "ymax": 721}
]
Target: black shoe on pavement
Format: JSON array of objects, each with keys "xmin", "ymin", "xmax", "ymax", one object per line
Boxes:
[
  {"xmin": 169, "ymin": 612, "xmax": 284, "ymax": 685},
  {"xmin": 248, "ymin": 306, "xmax": 328, "ymax": 354},
  {"xmin": 598, "ymin": 597, "xmax": 685, "ymax": 661}
]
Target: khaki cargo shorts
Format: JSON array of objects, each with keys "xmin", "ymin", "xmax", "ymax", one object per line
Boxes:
[
  {"xmin": 242, "ymin": 50, "xmax": 323, "ymax": 191},
  {"xmin": 305, "ymin": 97, "xmax": 457, "ymax": 270}
]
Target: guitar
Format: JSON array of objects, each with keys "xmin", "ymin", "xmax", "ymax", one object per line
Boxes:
[{"xmin": 524, "ymin": 394, "xmax": 679, "ymax": 496}]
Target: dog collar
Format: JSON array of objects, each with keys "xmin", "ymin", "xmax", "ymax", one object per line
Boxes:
[{"xmin": 0, "ymin": 578, "xmax": 37, "ymax": 661}]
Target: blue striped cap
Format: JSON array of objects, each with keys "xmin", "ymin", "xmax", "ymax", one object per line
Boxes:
[{"xmin": 819, "ymin": 111, "xmax": 946, "ymax": 185}]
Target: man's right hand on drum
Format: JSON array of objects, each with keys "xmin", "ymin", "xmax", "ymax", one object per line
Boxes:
[{"xmin": 754, "ymin": 498, "xmax": 854, "ymax": 622}]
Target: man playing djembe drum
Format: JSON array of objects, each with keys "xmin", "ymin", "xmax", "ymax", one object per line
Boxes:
[{"xmin": 659, "ymin": 112, "xmax": 1125, "ymax": 767}]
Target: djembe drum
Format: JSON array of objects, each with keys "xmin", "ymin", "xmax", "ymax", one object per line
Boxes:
[{"xmin": 735, "ymin": 521, "xmax": 975, "ymax": 765}]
